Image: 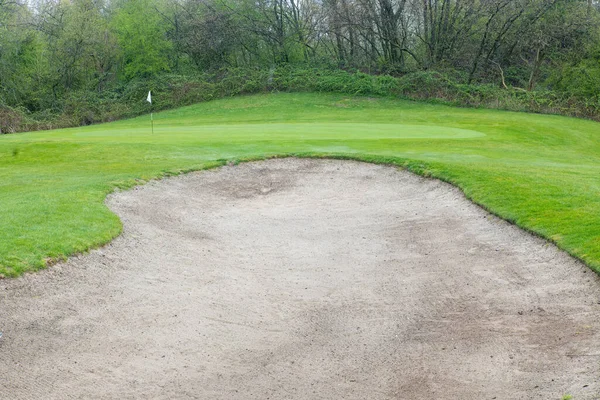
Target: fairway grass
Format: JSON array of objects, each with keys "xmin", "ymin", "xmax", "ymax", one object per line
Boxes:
[{"xmin": 1, "ymin": 92, "xmax": 599, "ymax": 277}]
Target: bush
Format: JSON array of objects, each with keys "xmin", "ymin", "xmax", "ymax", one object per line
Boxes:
[
  {"xmin": 0, "ymin": 106, "xmax": 26, "ymax": 134},
  {"xmin": 5, "ymin": 67, "xmax": 600, "ymax": 134}
]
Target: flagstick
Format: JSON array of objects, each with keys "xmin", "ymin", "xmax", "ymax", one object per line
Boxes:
[{"xmin": 147, "ymin": 90, "xmax": 154, "ymax": 135}]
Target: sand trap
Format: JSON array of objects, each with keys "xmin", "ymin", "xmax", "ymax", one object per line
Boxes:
[{"xmin": 1, "ymin": 159, "xmax": 600, "ymax": 399}]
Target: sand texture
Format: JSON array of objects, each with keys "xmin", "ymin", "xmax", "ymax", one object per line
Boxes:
[{"xmin": 1, "ymin": 159, "xmax": 599, "ymax": 399}]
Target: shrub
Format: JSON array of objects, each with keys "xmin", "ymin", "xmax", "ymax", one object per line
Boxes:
[
  {"xmin": 5, "ymin": 67, "xmax": 600, "ymax": 134},
  {"xmin": 0, "ymin": 106, "xmax": 26, "ymax": 134}
]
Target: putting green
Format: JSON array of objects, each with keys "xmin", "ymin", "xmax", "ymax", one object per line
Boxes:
[
  {"xmin": 0, "ymin": 92, "xmax": 599, "ymax": 277},
  {"xmin": 6, "ymin": 123, "xmax": 485, "ymax": 142},
  {"xmin": 88, "ymin": 123, "xmax": 484, "ymax": 140}
]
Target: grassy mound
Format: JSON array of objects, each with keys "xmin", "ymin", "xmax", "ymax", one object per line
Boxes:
[{"xmin": 1, "ymin": 92, "xmax": 599, "ymax": 277}]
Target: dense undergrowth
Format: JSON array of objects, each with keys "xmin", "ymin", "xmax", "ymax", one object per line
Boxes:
[{"xmin": 3, "ymin": 67, "xmax": 600, "ymax": 134}]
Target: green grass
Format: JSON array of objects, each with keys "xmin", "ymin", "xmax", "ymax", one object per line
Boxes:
[{"xmin": 1, "ymin": 92, "xmax": 599, "ymax": 277}]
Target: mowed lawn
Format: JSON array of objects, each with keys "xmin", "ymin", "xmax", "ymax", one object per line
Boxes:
[{"xmin": 1, "ymin": 92, "xmax": 599, "ymax": 277}]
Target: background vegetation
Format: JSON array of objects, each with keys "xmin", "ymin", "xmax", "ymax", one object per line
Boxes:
[{"xmin": 2, "ymin": 0, "xmax": 600, "ymax": 131}]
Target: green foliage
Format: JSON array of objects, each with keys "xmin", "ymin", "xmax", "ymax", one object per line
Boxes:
[
  {"xmin": 0, "ymin": 6, "xmax": 46, "ymax": 108},
  {"xmin": 0, "ymin": 105, "xmax": 27, "ymax": 134},
  {"xmin": 112, "ymin": 0, "xmax": 173, "ymax": 79},
  {"xmin": 1, "ymin": 0, "xmax": 600, "ymax": 129},
  {"xmin": 8, "ymin": 67, "xmax": 600, "ymax": 134},
  {"xmin": 550, "ymin": 56, "xmax": 600, "ymax": 99}
]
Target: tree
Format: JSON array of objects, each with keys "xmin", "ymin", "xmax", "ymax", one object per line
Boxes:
[{"xmin": 112, "ymin": 0, "xmax": 172, "ymax": 79}]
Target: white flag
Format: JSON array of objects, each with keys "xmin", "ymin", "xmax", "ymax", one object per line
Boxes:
[{"xmin": 146, "ymin": 91, "xmax": 152, "ymax": 104}]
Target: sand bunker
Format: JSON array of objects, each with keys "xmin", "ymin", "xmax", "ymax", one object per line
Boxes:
[{"xmin": 1, "ymin": 159, "xmax": 599, "ymax": 399}]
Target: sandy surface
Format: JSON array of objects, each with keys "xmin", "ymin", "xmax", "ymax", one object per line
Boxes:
[{"xmin": 1, "ymin": 158, "xmax": 600, "ymax": 399}]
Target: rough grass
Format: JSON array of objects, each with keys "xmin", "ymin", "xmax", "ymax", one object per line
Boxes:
[{"xmin": 1, "ymin": 92, "xmax": 599, "ymax": 277}]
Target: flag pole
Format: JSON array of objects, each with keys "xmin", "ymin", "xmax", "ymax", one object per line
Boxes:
[{"xmin": 147, "ymin": 90, "xmax": 153, "ymax": 135}]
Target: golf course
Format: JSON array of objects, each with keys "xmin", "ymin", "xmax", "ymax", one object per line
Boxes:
[
  {"xmin": 3, "ymin": 92, "xmax": 600, "ymax": 398},
  {"xmin": 1, "ymin": 92, "xmax": 599, "ymax": 277},
  {"xmin": 5, "ymin": 0, "xmax": 600, "ymax": 396}
]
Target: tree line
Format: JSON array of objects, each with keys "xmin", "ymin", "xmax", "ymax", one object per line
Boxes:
[{"xmin": 0, "ymin": 0, "xmax": 599, "ymax": 127}]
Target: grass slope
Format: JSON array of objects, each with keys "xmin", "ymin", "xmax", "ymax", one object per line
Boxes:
[{"xmin": 1, "ymin": 93, "xmax": 599, "ymax": 277}]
